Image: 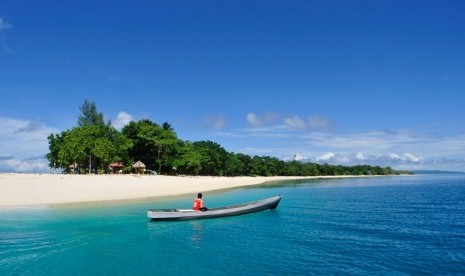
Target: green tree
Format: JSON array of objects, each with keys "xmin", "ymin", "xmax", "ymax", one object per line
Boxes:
[
  {"xmin": 45, "ymin": 131, "xmax": 68, "ymax": 171},
  {"xmin": 171, "ymin": 140, "xmax": 202, "ymax": 175},
  {"xmin": 224, "ymin": 153, "xmax": 244, "ymax": 176},
  {"xmin": 57, "ymin": 125, "xmax": 126, "ymax": 173},
  {"xmin": 46, "ymin": 100, "xmax": 406, "ymax": 176},
  {"xmin": 122, "ymin": 120, "xmax": 160, "ymax": 171},
  {"xmin": 193, "ymin": 141, "xmax": 229, "ymax": 176},
  {"xmin": 236, "ymin": 153, "xmax": 253, "ymax": 176},
  {"xmin": 78, "ymin": 99, "xmax": 106, "ymax": 126},
  {"xmin": 121, "ymin": 120, "xmax": 178, "ymax": 174},
  {"xmin": 156, "ymin": 122, "xmax": 178, "ymax": 175}
]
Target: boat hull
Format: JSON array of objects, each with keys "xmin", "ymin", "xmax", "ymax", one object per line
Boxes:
[{"xmin": 147, "ymin": 195, "xmax": 282, "ymax": 221}]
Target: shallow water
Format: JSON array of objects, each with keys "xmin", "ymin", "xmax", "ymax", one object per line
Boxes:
[{"xmin": 1, "ymin": 174, "xmax": 465, "ymax": 275}]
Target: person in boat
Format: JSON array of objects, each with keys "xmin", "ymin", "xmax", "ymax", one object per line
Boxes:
[{"xmin": 193, "ymin": 193, "xmax": 208, "ymax": 211}]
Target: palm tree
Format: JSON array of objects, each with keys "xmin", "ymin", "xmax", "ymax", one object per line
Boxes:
[
  {"xmin": 162, "ymin": 122, "xmax": 174, "ymax": 131},
  {"xmin": 155, "ymin": 122, "xmax": 177, "ymax": 174}
]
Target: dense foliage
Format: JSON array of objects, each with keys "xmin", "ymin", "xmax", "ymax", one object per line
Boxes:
[{"xmin": 46, "ymin": 101, "xmax": 409, "ymax": 176}]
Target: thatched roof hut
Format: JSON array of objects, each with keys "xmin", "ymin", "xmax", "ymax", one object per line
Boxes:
[{"xmin": 132, "ymin": 161, "xmax": 146, "ymax": 174}]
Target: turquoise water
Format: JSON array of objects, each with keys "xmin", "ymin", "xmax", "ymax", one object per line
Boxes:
[{"xmin": 1, "ymin": 174, "xmax": 465, "ymax": 275}]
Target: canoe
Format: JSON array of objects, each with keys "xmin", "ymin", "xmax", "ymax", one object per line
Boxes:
[{"xmin": 147, "ymin": 195, "xmax": 282, "ymax": 221}]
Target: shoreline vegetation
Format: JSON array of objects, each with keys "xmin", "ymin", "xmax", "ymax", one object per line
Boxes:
[
  {"xmin": 46, "ymin": 100, "xmax": 410, "ymax": 177},
  {"xmin": 2, "ymin": 100, "xmax": 411, "ymax": 208},
  {"xmin": 0, "ymin": 174, "xmax": 390, "ymax": 208}
]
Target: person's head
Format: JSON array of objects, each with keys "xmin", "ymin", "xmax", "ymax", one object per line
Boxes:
[{"xmin": 197, "ymin": 192, "xmax": 203, "ymax": 199}]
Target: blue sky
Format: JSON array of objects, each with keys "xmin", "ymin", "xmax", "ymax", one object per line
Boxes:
[{"xmin": 1, "ymin": 1, "xmax": 464, "ymax": 172}]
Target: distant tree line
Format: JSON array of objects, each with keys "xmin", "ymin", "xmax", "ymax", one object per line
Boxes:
[{"xmin": 46, "ymin": 100, "xmax": 410, "ymax": 176}]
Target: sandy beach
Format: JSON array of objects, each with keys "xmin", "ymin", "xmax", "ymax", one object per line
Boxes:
[
  {"xmin": 0, "ymin": 173, "xmax": 370, "ymax": 207},
  {"xmin": 0, "ymin": 173, "xmax": 362, "ymax": 207}
]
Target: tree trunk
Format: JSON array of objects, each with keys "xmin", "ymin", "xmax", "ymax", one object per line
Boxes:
[
  {"xmin": 88, "ymin": 155, "xmax": 92, "ymax": 174},
  {"xmin": 157, "ymin": 148, "xmax": 162, "ymax": 175}
]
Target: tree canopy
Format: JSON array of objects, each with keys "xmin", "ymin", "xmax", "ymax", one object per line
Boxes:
[
  {"xmin": 46, "ymin": 100, "xmax": 411, "ymax": 176},
  {"xmin": 77, "ymin": 99, "xmax": 107, "ymax": 126}
]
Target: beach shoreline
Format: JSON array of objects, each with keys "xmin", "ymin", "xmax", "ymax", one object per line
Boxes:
[{"xmin": 0, "ymin": 173, "xmax": 370, "ymax": 208}]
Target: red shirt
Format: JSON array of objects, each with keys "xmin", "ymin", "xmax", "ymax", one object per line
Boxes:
[{"xmin": 193, "ymin": 198, "xmax": 204, "ymax": 210}]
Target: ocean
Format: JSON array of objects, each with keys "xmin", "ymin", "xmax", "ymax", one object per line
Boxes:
[{"xmin": 1, "ymin": 174, "xmax": 464, "ymax": 275}]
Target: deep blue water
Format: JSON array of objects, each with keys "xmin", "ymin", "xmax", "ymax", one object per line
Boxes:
[{"xmin": 1, "ymin": 174, "xmax": 465, "ymax": 275}]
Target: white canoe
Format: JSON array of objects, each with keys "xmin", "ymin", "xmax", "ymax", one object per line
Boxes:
[{"xmin": 147, "ymin": 195, "xmax": 282, "ymax": 221}]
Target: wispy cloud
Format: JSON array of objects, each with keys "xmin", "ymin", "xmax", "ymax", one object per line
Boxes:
[
  {"xmin": 308, "ymin": 116, "xmax": 333, "ymax": 130},
  {"xmin": 300, "ymin": 130, "xmax": 422, "ymax": 152},
  {"xmin": 203, "ymin": 114, "xmax": 227, "ymax": 130},
  {"xmin": 0, "ymin": 17, "xmax": 11, "ymax": 33},
  {"xmin": 282, "ymin": 115, "xmax": 334, "ymax": 131},
  {"xmin": 15, "ymin": 122, "xmax": 45, "ymax": 133},
  {"xmin": 0, "ymin": 117, "xmax": 58, "ymax": 172},
  {"xmin": 210, "ymin": 118, "xmax": 465, "ymax": 171},
  {"xmin": 0, "ymin": 17, "xmax": 11, "ymax": 51},
  {"xmin": 246, "ymin": 112, "xmax": 278, "ymax": 127},
  {"xmin": 2, "ymin": 111, "xmax": 464, "ymax": 172},
  {"xmin": 316, "ymin": 152, "xmax": 335, "ymax": 162},
  {"xmin": 1, "ymin": 156, "xmax": 50, "ymax": 172},
  {"xmin": 247, "ymin": 112, "xmax": 334, "ymax": 131},
  {"xmin": 284, "ymin": 116, "xmax": 306, "ymax": 130}
]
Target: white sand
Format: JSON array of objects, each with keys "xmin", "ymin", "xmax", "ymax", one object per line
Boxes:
[{"xmin": 0, "ymin": 173, "xmax": 361, "ymax": 207}]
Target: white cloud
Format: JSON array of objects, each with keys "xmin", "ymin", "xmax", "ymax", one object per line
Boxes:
[
  {"xmin": 316, "ymin": 152, "xmax": 335, "ymax": 162},
  {"xmin": 403, "ymin": 153, "xmax": 422, "ymax": 163},
  {"xmin": 246, "ymin": 113, "xmax": 260, "ymax": 126},
  {"xmin": 236, "ymin": 125, "xmax": 465, "ymax": 170},
  {"xmin": 301, "ymin": 130, "xmax": 426, "ymax": 153},
  {"xmin": 203, "ymin": 114, "xmax": 226, "ymax": 130},
  {"xmin": 2, "ymin": 158, "xmax": 49, "ymax": 172},
  {"xmin": 355, "ymin": 152, "xmax": 365, "ymax": 160},
  {"xmin": 387, "ymin": 153, "xmax": 421, "ymax": 163},
  {"xmin": 112, "ymin": 111, "xmax": 133, "ymax": 129},
  {"xmin": 388, "ymin": 153, "xmax": 402, "ymax": 160},
  {"xmin": 284, "ymin": 116, "xmax": 306, "ymax": 129},
  {"xmin": 246, "ymin": 112, "xmax": 332, "ymax": 132},
  {"xmin": 0, "ymin": 117, "xmax": 58, "ymax": 172},
  {"xmin": 309, "ymin": 152, "xmax": 426, "ymax": 169},
  {"xmin": 246, "ymin": 112, "xmax": 277, "ymax": 127}
]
